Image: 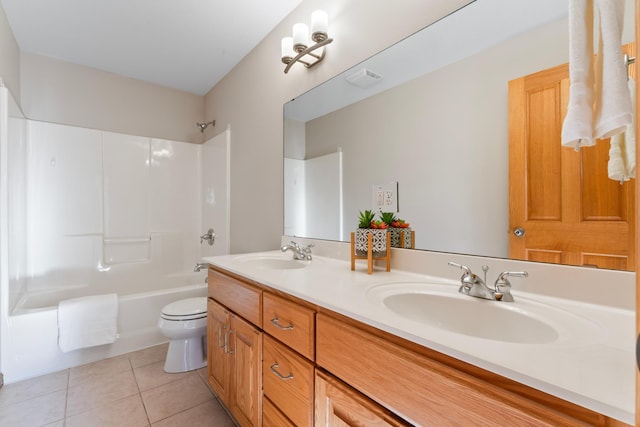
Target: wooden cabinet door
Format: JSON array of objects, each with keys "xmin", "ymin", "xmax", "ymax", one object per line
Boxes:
[
  {"xmin": 508, "ymin": 44, "xmax": 636, "ymax": 271},
  {"xmin": 315, "ymin": 370, "xmax": 408, "ymax": 427},
  {"xmin": 229, "ymin": 314, "xmax": 263, "ymax": 427},
  {"xmin": 207, "ymin": 298, "xmax": 231, "ymax": 402}
]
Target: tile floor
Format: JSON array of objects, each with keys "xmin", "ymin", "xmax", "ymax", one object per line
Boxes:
[{"xmin": 0, "ymin": 343, "xmax": 236, "ymax": 427}]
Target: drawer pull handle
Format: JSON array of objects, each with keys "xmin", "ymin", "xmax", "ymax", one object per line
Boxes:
[
  {"xmin": 270, "ymin": 363, "xmax": 294, "ymax": 381},
  {"xmin": 224, "ymin": 329, "xmax": 234, "ymax": 354},
  {"xmin": 270, "ymin": 315, "xmax": 294, "ymax": 331},
  {"xmin": 217, "ymin": 325, "xmax": 226, "ymax": 348}
]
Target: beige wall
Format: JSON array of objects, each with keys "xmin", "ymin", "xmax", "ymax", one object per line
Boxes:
[
  {"xmin": 20, "ymin": 53, "xmax": 204, "ymax": 143},
  {"xmin": 0, "ymin": 4, "xmax": 20, "ymax": 102},
  {"xmin": 204, "ymin": 0, "xmax": 472, "ymax": 253}
]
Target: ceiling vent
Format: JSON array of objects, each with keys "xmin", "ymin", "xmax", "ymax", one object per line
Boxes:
[{"xmin": 345, "ymin": 68, "xmax": 383, "ymax": 88}]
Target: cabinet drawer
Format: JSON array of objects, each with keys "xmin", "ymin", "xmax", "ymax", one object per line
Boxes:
[
  {"xmin": 208, "ymin": 269, "xmax": 262, "ymax": 327},
  {"xmin": 263, "ymin": 335, "xmax": 314, "ymax": 427},
  {"xmin": 263, "ymin": 293, "xmax": 315, "ymax": 360},
  {"xmin": 315, "ymin": 370, "xmax": 409, "ymax": 427},
  {"xmin": 316, "ymin": 313, "xmax": 582, "ymax": 427},
  {"xmin": 263, "ymin": 397, "xmax": 296, "ymax": 427}
]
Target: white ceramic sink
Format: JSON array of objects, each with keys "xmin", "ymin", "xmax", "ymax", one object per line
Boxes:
[
  {"xmin": 232, "ymin": 254, "xmax": 311, "ymax": 270},
  {"xmin": 366, "ymin": 282, "xmax": 600, "ymax": 345}
]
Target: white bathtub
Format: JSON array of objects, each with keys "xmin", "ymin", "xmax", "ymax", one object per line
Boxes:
[{"xmin": 1, "ymin": 271, "xmax": 207, "ymax": 384}]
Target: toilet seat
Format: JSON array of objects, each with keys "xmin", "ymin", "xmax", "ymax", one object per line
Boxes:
[{"xmin": 161, "ymin": 297, "xmax": 207, "ymax": 321}]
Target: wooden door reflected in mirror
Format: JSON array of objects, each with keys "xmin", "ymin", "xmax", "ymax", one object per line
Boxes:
[{"xmin": 509, "ymin": 43, "xmax": 636, "ymax": 272}]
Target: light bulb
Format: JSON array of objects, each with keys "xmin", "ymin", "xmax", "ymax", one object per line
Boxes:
[
  {"xmin": 311, "ymin": 10, "xmax": 328, "ymax": 42},
  {"xmin": 293, "ymin": 23, "xmax": 309, "ymax": 52}
]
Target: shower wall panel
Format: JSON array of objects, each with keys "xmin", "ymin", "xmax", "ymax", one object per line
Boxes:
[
  {"xmin": 7, "ymin": 116, "xmax": 26, "ymax": 310},
  {"xmin": 102, "ymin": 132, "xmax": 151, "ymax": 264},
  {"xmin": 150, "ymin": 138, "xmax": 200, "ymax": 273},
  {"xmin": 21, "ymin": 120, "xmax": 203, "ymax": 292},
  {"xmin": 26, "ymin": 121, "xmax": 103, "ymax": 291}
]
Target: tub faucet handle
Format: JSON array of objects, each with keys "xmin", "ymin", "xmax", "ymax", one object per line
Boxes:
[{"xmin": 200, "ymin": 228, "xmax": 215, "ymax": 246}]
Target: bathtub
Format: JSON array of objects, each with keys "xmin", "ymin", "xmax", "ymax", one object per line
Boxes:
[{"xmin": 1, "ymin": 271, "xmax": 207, "ymax": 384}]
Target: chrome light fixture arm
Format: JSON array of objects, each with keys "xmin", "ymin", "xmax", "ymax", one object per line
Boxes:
[{"xmin": 283, "ymin": 37, "xmax": 334, "ymax": 73}]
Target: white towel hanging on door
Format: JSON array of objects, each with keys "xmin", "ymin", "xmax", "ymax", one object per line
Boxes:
[
  {"xmin": 562, "ymin": 0, "xmax": 632, "ymax": 150},
  {"xmin": 594, "ymin": 0, "xmax": 632, "ymax": 139},
  {"xmin": 562, "ymin": 0, "xmax": 596, "ymax": 150},
  {"xmin": 608, "ymin": 78, "xmax": 636, "ymax": 182}
]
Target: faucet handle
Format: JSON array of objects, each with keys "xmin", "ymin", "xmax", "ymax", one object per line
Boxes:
[
  {"xmin": 495, "ymin": 271, "xmax": 528, "ymax": 283},
  {"xmin": 447, "ymin": 261, "xmax": 472, "ymax": 276},
  {"xmin": 302, "ymin": 243, "xmax": 314, "ymax": 253},
  {"xmin": 494, "ymin": 271, "xmax": 528, "ymax": 302},
  {"xmin": 200, "ymin": 228, "xmax": 216, "ymax": 246}
]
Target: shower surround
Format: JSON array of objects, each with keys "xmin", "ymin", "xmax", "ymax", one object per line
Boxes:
[{"xmin": 0, "ymin": 86, "xmax": 227, "ymax": 383}]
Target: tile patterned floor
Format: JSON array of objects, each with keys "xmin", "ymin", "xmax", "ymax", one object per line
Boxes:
[{"xmin": 0, "ymin": 343, "xmax": 236, "ymax": 427}]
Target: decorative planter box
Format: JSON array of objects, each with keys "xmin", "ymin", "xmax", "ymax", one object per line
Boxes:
[
  {"xmin": 389, "ymin": 227, "xmax": 414, "ymax": 248},
  {"xmin": 350, "ymin": 230, "xmax": 391, "ymax": 274},
  {"xmin": 354, "ymin": 228, "xmax": 388, "ymax": 257}
]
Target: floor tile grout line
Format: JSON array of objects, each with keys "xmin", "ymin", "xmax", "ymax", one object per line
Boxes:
[
  {"xmin": 63, "ymin": 368, "xmax": 70, "ymax": 427},
  {"xmin": 130, "ymin": 354, "xmax": 152, "ymax": 427}
]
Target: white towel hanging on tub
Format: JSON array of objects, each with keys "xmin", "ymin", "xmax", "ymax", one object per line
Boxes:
[{"xmin": 57, "ymin": 294, "xmax": 119, "ymax": 353}]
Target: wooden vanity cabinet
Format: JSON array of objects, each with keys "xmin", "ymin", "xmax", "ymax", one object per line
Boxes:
[
  {"xmin": 208, "ymin": 266, "xmax": 630, "ymax": 427},
  {"xmin": 207, "ymin": 269, "xmax": 263, "ymax": 427},
  {"xmin": 316, "ymin": 312, "xmax": 627, "ymax": 427},
  {"xmin": 315, "ymin": 369, "xmax": 409, "ymax": 427}
]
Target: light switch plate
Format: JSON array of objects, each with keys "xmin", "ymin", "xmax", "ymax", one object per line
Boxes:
[{"xmin": 372, "ymin": 182, "xmax": 398, "ymax": 212}]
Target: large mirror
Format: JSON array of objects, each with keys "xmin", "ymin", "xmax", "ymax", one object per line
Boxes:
[{"xmin": 284, "ymin": 0, "xmax": 637, "ymax": 270}]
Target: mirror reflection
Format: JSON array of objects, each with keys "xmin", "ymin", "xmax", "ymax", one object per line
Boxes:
[{"xmin": 284, "ymin": 0, "xmax": 636, "ymax": 271}]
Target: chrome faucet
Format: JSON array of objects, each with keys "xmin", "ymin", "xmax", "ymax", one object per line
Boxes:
[
  {"xmin": 194, "ymin": 262, "xmax": 208, "ymax": 272},
  {"xmin": 448, "ymin": 262, "xmax": 495, "ymax": 300},
  {"xmin": 281, "ymin": 241, "xmax": 313, "ymax": 260},
  {"xmin": 448, "ymin": 262, "xmax": 527, "ymax": 302}
]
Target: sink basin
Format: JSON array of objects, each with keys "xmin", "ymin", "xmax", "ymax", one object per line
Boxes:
[
  {"xmin": 367, "ymin": 283, "xmax": 597, "ymax": 344},
  {"xmin": 232, "ymin": 254, "xmax": 311, "ymax": 270}
]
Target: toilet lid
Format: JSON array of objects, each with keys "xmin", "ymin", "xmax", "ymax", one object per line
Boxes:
[{"xmin": 161, "ymin": 297, "xmax": 207, "ymax": 318}]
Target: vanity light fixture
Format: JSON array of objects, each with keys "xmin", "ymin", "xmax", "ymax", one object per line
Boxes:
[{"xmin": 281, "ymin": 10, "xmax": 333, "ymax": 74}]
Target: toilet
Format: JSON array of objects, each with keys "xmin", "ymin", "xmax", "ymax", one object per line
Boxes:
[{"xmin": 158, "ymin": 297, "xmax": 208, "ymax": 373}]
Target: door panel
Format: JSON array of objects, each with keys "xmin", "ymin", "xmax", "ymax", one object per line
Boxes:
[
  {"xmin": 229, "ymin": 315, "xmax": 262, "ymax": 427},
  {"xmin": 509, "ymin": 44, "xmax": 636, "ymax": 271},
  {"xmin": 207, "ymin": 299, "xmax": 230, "ymax": 402}
]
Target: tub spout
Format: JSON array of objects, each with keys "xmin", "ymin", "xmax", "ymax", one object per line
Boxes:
[{"xmin": 194, "ymin": 263, "xmax": 208, "ymax": 272}]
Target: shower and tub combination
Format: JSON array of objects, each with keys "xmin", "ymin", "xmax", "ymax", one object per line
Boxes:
[{"xmin": 0, "ymin": 84, "xmax": 230, "ymax": 383}]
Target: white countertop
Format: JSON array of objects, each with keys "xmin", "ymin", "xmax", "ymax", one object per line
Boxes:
[{"xmin": 203, "ymin": 250, "xmax": 635, "ymax": 424}]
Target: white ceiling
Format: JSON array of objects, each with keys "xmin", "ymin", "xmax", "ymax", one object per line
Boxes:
[{"xmin": 0, "ymin": 0, "xmax": 303, "ymax": 95}]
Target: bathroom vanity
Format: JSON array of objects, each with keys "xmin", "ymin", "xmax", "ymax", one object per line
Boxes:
[{"xmin": 203, "ymin": 245, "xmax": 634, "ymax": 426}]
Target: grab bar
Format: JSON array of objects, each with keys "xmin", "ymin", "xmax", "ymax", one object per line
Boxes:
[{"xmin": 103, "ymin": 237, "xmax": 151, "ymax": 244}]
